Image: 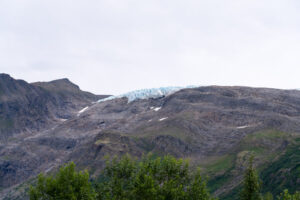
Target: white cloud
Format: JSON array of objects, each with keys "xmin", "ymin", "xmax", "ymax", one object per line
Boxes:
[{"xmin": 0, "ymin": 0, "xmax": 300, "ymax": 95}]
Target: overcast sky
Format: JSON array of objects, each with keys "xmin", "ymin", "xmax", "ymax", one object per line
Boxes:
[{"xmin": 1, "ymin": 0, "xmax": 300, "ymax": 95}]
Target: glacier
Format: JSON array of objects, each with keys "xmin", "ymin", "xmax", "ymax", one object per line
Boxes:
[{"xmin": 98, "ymin": 86, "xmax": 198, "ymax": 103}]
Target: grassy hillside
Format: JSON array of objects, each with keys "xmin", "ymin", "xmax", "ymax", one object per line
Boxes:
[
  {"xmin": 260, "ymin": 137, "xmax": 300, "ymax": 196},
  {"xmin": 204, "ymin": 130, "xmax": 299, "ymax": 199}
]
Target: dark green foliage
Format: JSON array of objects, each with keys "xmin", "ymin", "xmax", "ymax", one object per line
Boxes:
[
  {"xmin": 188, "ymin": 169, "xmax": 213, "ymax": 200},
  {"xmin": 96, "ymin": 154, "xmax": 215, "ymax": 200},
  {"xmin": 238, "ymin": 156, "xmax": 300, "ymax": 200},
  {"xmin": 207, "ymin": 168, "xmax": 233, "ymax": 195},
  {"xmin": 277, "ymin": 189, "xmax": 300, "ymax": 200},
  {"xmin": 263, "ymin": 192, "xmax": 273, "ymax": 200},
  {"xmin": 240, "ymin": 157, "xmax": 262, "ymax": 200},
  {"xmin": 220, "ymin": 185, "xmax": 241, "ymax": 200},
  {"xmin": 261, "ymin": 138, "xmax": 300, "ymax": 196},
  {"xmin": 29, "ymin": 162, "xmax": 96, "ymax": 200}
]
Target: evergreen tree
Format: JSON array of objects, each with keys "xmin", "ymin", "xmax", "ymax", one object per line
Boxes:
[
  {"xmin": 187, "ymin": 168, "xmax": 212, "ymax": 200},
  {"xmin": 240, "ymin": 156, "xmax": 262, "ymax": 200}
]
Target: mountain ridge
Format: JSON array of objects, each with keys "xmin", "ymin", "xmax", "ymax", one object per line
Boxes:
[
  {"xmin": 0, "ymin": 74, "xmax": 300, "ymax": 199},
  {"xmin": 0, "ymin": 73, "xmax": 110, "ymax": 141}
]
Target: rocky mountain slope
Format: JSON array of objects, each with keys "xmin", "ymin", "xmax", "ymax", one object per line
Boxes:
[
  {"xmin": 1, "ymin": 75, "xmax": 300, "ymax": 199},
  {"xmin": 0, "ymin": 73, "xmax": 108, "ymax": 141}
]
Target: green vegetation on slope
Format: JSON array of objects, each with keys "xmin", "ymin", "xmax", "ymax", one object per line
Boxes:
[
  {"xmin": 261, "ymin": 137, "xmax": 300, "ymax": 196},
  {"xmin": 205, "ymin": 130, "xmax": 297, "ymax": 199}
]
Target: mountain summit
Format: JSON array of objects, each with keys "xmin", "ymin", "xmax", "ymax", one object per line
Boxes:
[{"xmin": 0, "ymin": 74, "xmax": 109, "ymax": 140}]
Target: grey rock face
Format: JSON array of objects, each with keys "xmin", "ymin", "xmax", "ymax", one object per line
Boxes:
[
  {"xmin": 0, "ymin": 74, "xmax": 109, "ymax": 198},
  {"xmin": 0, "ymin": 73, "xmax": 109, "ymax": 141}
]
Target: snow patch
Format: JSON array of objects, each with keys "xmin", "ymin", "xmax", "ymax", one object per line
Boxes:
[
  {"xmin": 78, "ymin": 106, "xmax": 89, "ymax": 116},
  {"xmin": 98, "ymin": 86, "xmax": 198, "ymax": 103},
  {"xmin": 151, "ymin": 107, "xmax": 161, "ymax": 111},
  {"xmin": 45, "ymin": 166, "xmax": 54, "ymax": 173},
  {"xmin": 159, "ymin": 117, "xmax": 168, "ymax": 121},
  {"xmin": 237, "ymin": 125, "xmax": 250, "ymax": 129}
]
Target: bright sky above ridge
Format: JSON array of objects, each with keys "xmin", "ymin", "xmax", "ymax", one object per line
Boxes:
[{"xmin": 1, "ymin": 0, "xmax": 300, "ymax": 95}]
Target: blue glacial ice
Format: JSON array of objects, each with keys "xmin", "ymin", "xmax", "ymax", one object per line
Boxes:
[{"xmin": 98, "ymin": 86, "xmax": 198, "ymax": 103}]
